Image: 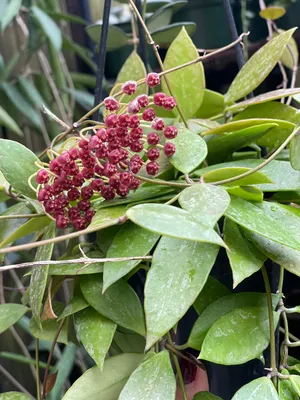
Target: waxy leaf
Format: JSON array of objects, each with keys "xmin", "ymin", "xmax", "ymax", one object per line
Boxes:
[
  {"xmin": 80, "ymin": 274, "xmax": 145, "ymax": 336},
  {"xmin": 0, "ymin": 304, "xmax": 28, "ymax": 334},
  {"xmin": 179, "ymin": 184, "xmax": 230, "ymax": 226},
  {"xmin": 116, "ymin": 51, "xmax": 147, "ymax": 103},
  {"xmin": 103, "ymin": 222, "xmax": 159, "ymax": 291},
  {"xmin": 259, "ymin": 6, "xmax": 285, "ymax": 20},
  {"xmin": 151, "ymin": 23, "xmax": 196, "ymax": 48},
  {"xmin": 30, "ymin": 223, "xmax": 56, "ymax": 329},
  {"xmin": 279, "ymin": 376, "xmax": 298, "ymax": 400},
  {"xmin": 162, "ymin": 27, "xmax": 205, "ymax": 119},
  {"xmin": 0, "ymin": 105, "xmax": 22, "ymax": 136},
  {"xmin": 168, "ymin": 127, "xmax": 207, "ymax": 173},
  {"xmin": 225, "ymin": 197, "xmax": 300, "ymax": 251},
  {"xmin": 31, "ymin": 6, "xmax": 62, "ymax": 51},
  {"xmin": 0, "ymin": 0, "xmax": 22, "ymax": 31},
  {"xmin": 90, "ymin": 205, "xmax": 127, "ymax": 228},
  {"xmin": 146, "ymin": 3, "xmax": 173, "ymax": 32},
  {"xmin": 0, "ymin": 139, "xmax": 38, "ymax": 197},
  {"xmin": 119, "ymin": 351, "xmax": 175, "ymax": 400},
  {"xmin": 62, "ymin": 353, "xmax": 144, "ymax": 400},
  {"xmin": 290, "ymin": 135, "xmax": 300, "ymax": 171},
  {"xmin": 145, "ymin": 236, "xmax": 219, "ymax": 349},
  {"xmin": 274, "ymin": 29, "xmax": 299, "ymax": 70},
  {"xmin": 193, "ymin": 276, "xmax": 231, "ymax": 315},
  {"xmin": 195, "ymin": 89, "xmax": 224, "ymax": 119},
  {"xmin": 200, "ymin": 307, "xmax": 278, "ymax": 364},
  {"xmin": 225, "ymin": 28, "xmax": 297, "ymax": 103},
  {"xmin": 202, "ymin": 167, "xmax": 272, "ymax": 186},
  {"xmin": 75, "ymin": 307, "xmax": 116, "ymax": 370},
  {"xmin": 226, "ymin": 186, "xmax": 263, "ymax": 202},
  {"xmin": 224, "ymin": 219, "xmax": 266, "ymax": 288},
  {"xmin": 290, "ymin": 375, "xmax": 300, "ymax": 395},
  {"xmin": 58, "ymin": 295, "xmax": 89, "ymax": 321},
  {"xmin": 232, "ymin": 377, "xmax": 279, "ymax": 400},
  {"xmin": 126, "ymin": 204, "xmax": 226, "ymax": 247},
  {"xmin": 0, "ymin": 394, "xmax": 32, "ymax": 400},
  {"xmin": 86, "ymin": 24, "xmax": 129, "ymax": 50},
  {"xmin": 193, "ymin": 393, "xmax": 223, "ymax": 400}
]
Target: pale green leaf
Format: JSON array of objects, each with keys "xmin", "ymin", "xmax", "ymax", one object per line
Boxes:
[
  {"xmin": 145, "ymin": 236, "xmax": 219, "ymax": 349},
  {"xmin": 58, "ymin": 295, "xmax": 89, "ymax": 321},
  {"xmin": 0, "ymin": 393, "xmax": 32, "ymax": 400},
  {"xmin": 279, "ymin": 374, "xmax": 298, "ymax": 400},
  {"xmin": 75, "ymin": 307, "xmax": 116, "ymax": 370},
  {"xmin": 193, "ymin": 392, "xmax": 223, "ymax": 400},
  {"xmin": 80, "ymin": 274, "xmax": 145, "ymax": 336},
  {"xmin": 202, "ymin": 167, "xmax": 272, "ymax": 186},
  {"xmin": 0, "ymin": 304, "xmax": 28, "ymax": 334},
  {"xmin": 151, "ymin": 23, "xmax": 196, "ymax": 48},
  {"xmin": 290, "ymin": 375, "xmax": 300, "ymax": 395},
  {"xmin": 126, "ymin": 204, "xmax": 226, "ymax": 247},
  {"xmin": 195, "ymin": 89, "xmax": 224, "ymax": 119},
  {"xmin": 162, "ymin": 27, "xmax": 205, "ymax": 119},
  {"xmin": 0, "ymin": 105, "xmax": 22, "ymax": 136},
  {"xmin": 232, "ymin": 377, "xmax": 279, "ymax": 400},
  {"xmin": 103, "ymin": 222, "xmax": 159, "ymax": 291},
  {"xmin": 226, "ymin": 186, "xmax": 263, "ymax": 202},
  {"xmin": 290, "ymin": 135, "xmax": 300, "ymax": 171},
  {"xmin": 31, "ymin": 6, "xmax": 62, "ymax": 51},
  {"xmin": 90, "ymin": 205, "xmax": 127, "ymax": 229},
  {"xmin": 18, "ymin": 76, "xmax": 46, "ymax": 109},
  {"xmin": 0, "ymin": 0, "xmax": 22, "ymax": 31},
  {"xmin": 225, "ymin": 28, "xmax": 297, "ymax": 103},
  {"xmin": 179, "ymin": 184, "xmax": 230, "ymax": 226},
  {"xmin": 62, "ymin": 353, "xmax": 144, "ymax": 400},
  {"xmin": 0, "ymin": 203, "xmax": 31, "ymax": 244},
  {"xmin": 119, "ymin": 351, "xmax": 176, "ymax": 400}
]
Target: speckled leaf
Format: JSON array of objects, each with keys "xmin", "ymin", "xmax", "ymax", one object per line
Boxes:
[
  {"xmin": 168, "ymin": 127, "xmax": 207, "ymax": 173},
  {"xmin": 58, "ymin": 295, "xmax": 89, "ymax": 321},
  {"xmin": 30, "ymin": 223, "xmax": 56, "ymax": 329},
  {"xmin": 103, "ymin": 222, "xmax": 159, "ymax": 291},
  {"xmin": 0, "ymin": 139, "xmax": 38, "ymax": 197},
  {"xmin": 279, "ymin": 375, "xmax": 298, "ymax": 400},
  {"xmin": 179, "ymin": 184, "xmax": 230, "ymax": 226},
  {"xmin": 80, "ymin": 274, "xmax": 145, "ymax": 336},
  {"xmin": 0, "ymin": 393, "xmax": 32, "ymax": 400},
  {"xmin": 62, "ymin": 354, "xmax": 144, "ymax": 400},
  {"xmin": 75, "ymin": 307, "xmax": 116, "ymax": 370},
  {"xmin": 119, "ymin": 351, "xmax": 176, "ymax": 400},
  {"xmin": 200, "ymin": 307, "xmax": 279, "ymax": 364},
  {"xmin": 203, "ymin": 167, "xmax": 272, "ymax": 186},
  {"xmin": 225, "ymin": 197, "xmax": 300, "ymax": 251},
  {"xmin": 225, "ymin": 28, "xmax": 297, "ymax": 103},
  {"xmin": 193, "ymin": 392, "xmax": 223, "ymax": 400},
  {"xmin": 188, "ymin": 292, "xmax": 277, "ymax": 350},
  {"xmin": 115, "ymin": 51, "xmax": 147, "ymax": 103},
  {"xmin": 195, "ymin": 89, "xmax": 224, "ymax": 119},
  {"xmin": 145, "ymin": 236, "xmax": 218, "ymax": 349},
  {"xmin": 0, "ymin": 304, "xmax": 28, "ymax": 334},
  {"xmin": 290, "ymin": 135, "xmax": 300, "ymax": 171},
  {"xmin": 226, "ymin": 186, "xmax": 263, "ymax": 202},
  {"xmin": 224, "ymin": 219, "xmax": 266, "ymax": 288},
  {"xmin": 126, "ymin": 204, "xmax": 226, "ymax": 247},
  {"xmin": 162, "ymin": 27, "xmax": 205, "ymax": 119},
  {"xmin": 232, "ymin": 377, "xmax": 279, "ymax": 400},
  {"xmin": 193, "ymin": 276, "xmax": 231, "ymax": 315}
]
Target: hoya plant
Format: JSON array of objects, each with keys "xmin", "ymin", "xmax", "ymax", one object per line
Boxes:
[{"xmin": 1, "ymin": 2, "xmax": 300, "ymax": 400}]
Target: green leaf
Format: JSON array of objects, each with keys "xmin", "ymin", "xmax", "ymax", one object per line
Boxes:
[
  {"xmin": 103, "ymin": 222, "xmax": 159, "ymax": 291},
  {"xmin": 179, "ymin": 184, "xmax": 230, "ymax": 226},
  {"xmin": 30, "ymin": 223, "xmax": 56, "ymax": 329},
  {"xmin": 207, "ymin": 123, "xmax": 278, "ymax": 164},
  {"xmin": 225, "ymin": 197, "xmax": 300, "ymax": 251},
  {"xmin": 193, "ymin": 392, "xmax": 223, "ymax": 400},
  {"xmin": 58, "ymin": 295, "xmax": 89, "ymax": 321},
  {"xmin": 80, "ymin": 274, "xmax": 145, "ymax": 336},
  {"xmin": 0, "ymin": 304, "xmax": 28, "ymax": 334},
  {"xmin": 224, "ymin": 219, "xmax": 266, "ymax": 288},
  {"xmin": 151, "ymin": 22, "xmax": 196, "ymax": 48},
  {"xmin": 119, "ymin": 351, "xmax": 176, "ymax": 400},
  {"xmin": 126, "ymin": 204, "xmax": 226, "ymax": 247},
  {"xmin": 290, "ymin": 135, "xmax": 300, "ymax": 171},
  {"xmin": 225, "ymin": 28, "xmax": 297, "ymax": 103},
  {"xmin": 86, "ymin": 24, "xmax": 129, "ymax": 51},
  {"xmin": 279, "ymin": 375, "xmax": 298, "ymax": 400},
  {"xmin": 0, "ymin": 0, "xmax": 22, "ymax": 31},
  {"xmin": 75, "ymin": 307, "xmax": 116, "ymax": 370},
  {"xmin": 273, "ymin": 29, "xmax": 299, "ymax": 69},
  {"xmin": 193, "ymin": 276, "xmax": 231, "ymax": 315},
  {"xmin": 146, "ymin": 1, "xmax": 170, "ymax": 13},
  {"xmin": 115, "ymin": 51, "xmax": 147, "ymax": 103},
  {"xmin": 49, "ymin": 250, "xmax": 104, "ymax": 275},
  {"xmin": 203, "ymin": 167, "xmax": 272, "ymax": 186},
  {"xmin": 114, "ymin": 331, "xmax": 145, "ymax": 353},
  {"xmin": 168, "ymin": 126, "xmax": 207, "ymax": 174},
  {"xmin": 226, "ymin": 186, "xmax": 263, "ymax": 202},
  {"xmin": 195, "ymin": 89, "xmax": 224, "ymax": 119},
  {"xmin": 31, "ymin": 6, "xmax": 62, "ymax": 51},
  {"xmin": 0, "ymin": 105, "xmax": 22, "ymax": 136},
  {"xmin": 290, "ymin": 375, "xmax": 300, "ymax": 395},
  {"xmin": 0, "ymin": 203, "xmax": 30, "ymax": 244},
  {"xmin": 70, "ymin": 72, "xmax": 96, "ymax": 87},
  {"xmin": 18, "ymin": 77, "xmax": 46, "ymax": 109},
  {"xmin": 62, "ymin": 353, "xmax": 144, "ymax": 400},
  {"xmin": 200, "ymin": 307, "xmax": 278, "ymax": 364},
  {"xmin": 162, "ymin": 27, "xmax": 205, "ymax": 119},
  {"xmin": 63, "ymin": 35, "xmax": 96, "ymax": 72},
  {"xmin": 0, "ymin": 393, "xmax": 32, "ymax": 400},
  {"xmin": 232, "ymin": 377, "xmax": 279, "ymax": 400},
  {"xmin": 47, "ymin": 11, "xmax": 88, "ymax": 25},
  {"xmin": 260, "ymin": 6, "xmax": 286, "ymax": 20},
  {"xmin": 65, "ymin": 88, "xmax": 94, "ymax": 111},
  {"xmin": 145, "ymin": 236, "xmax": 219, "ymax": 349},
  {"xmin": 188, "ymin": 292, "xmax": 277, "ymax": 350},
  {"xmin": 146, "ymin": 5, "xmax": 173, "ymax": 32},
  {"xmin": 90, "ymin": 205, "xmax": 127, "ymax": 229},
  {"xmin": 1, "ymin": 82, "xmax": 41, "ymax": 127}
]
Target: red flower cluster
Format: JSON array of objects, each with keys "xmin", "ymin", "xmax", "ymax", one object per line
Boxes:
[{"xmin": 36, "ymin": 73, "xmax": 178, "ymax": 230}]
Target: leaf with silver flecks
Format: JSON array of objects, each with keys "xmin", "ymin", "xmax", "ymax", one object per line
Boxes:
[
  {"xmin": 58, "ymin": 295, "xmax": 89, "ymax": 321},
  {"xmin": 232, "ymin": 377, "xmax": 279, "ymax": 400},
  {"xmin": 0, "ymin": 304, "xmax": 28, "ymax": 334}
]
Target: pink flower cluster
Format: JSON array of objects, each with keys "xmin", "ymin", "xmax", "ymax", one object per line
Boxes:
[{"xmin": 36, "ymin": 73, "xmax": 178, "ymax": 230}]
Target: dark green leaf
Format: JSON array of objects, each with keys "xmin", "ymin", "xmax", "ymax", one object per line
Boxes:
[
  {"xmin": 0, "ymin": 304, "xmax": 28, "ymax": 334},
  {"xmin": 119, "ymin": 351, "xmax": 176, "ymax": 400},
  {"xmin": 0, "ymin": 105, "xmax": 22, "ymax": 136},
  {"xmin": 80, "ymin": 274, "xmax": 145, "ymax": 336},
  {"xmin": 225, "ymin": 28, "xmax": 297, "ymax": 103},
  {"xmin": 162, "ymin": 27, "xmax": 205, "ymax": 119},
  {"xmin": 151, "ymin": 22, "xmax": 196, "ymax": 48},
  {"xmin": 47, "ymin": 11, "xmax": 87, "ymax": 25},
  {"xmin": 70, "ymin": 73, "xmax": 96, "ymax": 87},
  {"xmin": 195, "ymin": 89, "xmax": 224, "ymax": 119},
  {"xmin": 193, "ymin": 392, "xmax": 223, "ymax": 400},
  {"xmin": 203, "ymin": 167, "xmax": 272, "ymax": 186},
  {"xmin": 226, "ymin": 186, "xmax": 263, "ymax": 202},
  {"xmin": 126, "ymin": 204, "xmax": 226, "ymax": 247},
  {"xmin": 63, "ymin": 35, "xmax": 96, "ymax": 72},
  {"xmin": 290, "ymin": 134, "xmax": 300, "ymax": 171},
  {"xmin": 145, "ymin": 236, "xmax": 219, "ymax": 349},
  {"xmin": 200, "ymin": 307, "xmax": 278, "ymax": 364},
  {"xmin": 224, "ymin": 219, "xmax": 266, "ymax": 288},
  {"xmin": 146, "ymin": 1, "xmax": 170, "ymax": 13},
  {"xmin": 0, "ymin": 0, "xmax": 22, "ymax": 31},
  {"xmin": 179, "ymin": 184, "xmax": 230, "ymax": 226},
  {"xmin": 0, "ymin": 203, "xmax": 30, "ymax": 244},
  {"xmin": 75, "ymin": 307, "xmax": 116, "ymax": 370},
  {"xmin": 147, "ymin": 6, "xmax": 173, "ymax": 32},
  {"xmin": 114, "ymin": 331, "xmax": 145, "ymax": 353},
  {"xmin": 31, "ymin": 6, "xmax": 62, "ymax": 51},
  {"xmin": 62, "ymin": 353, "xmax": 144, "ymax": 400},
  {"xmin": 90, "ymin": 205, "xmax": 127, "ymax": 229},
  {"xmin": 232, "ymin": 377, "xmax": 279, "ymax": 399},
  {"xmin": 86, "ymin": 24, "xmax": 129, "ymax": 51},
  {"xmin": 103, "ymin": 222, "xmax": 159, "ymax": 291},
  {"xmin": 58, "ymin": 295, "xmax": 88, "ymax": 321}
]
